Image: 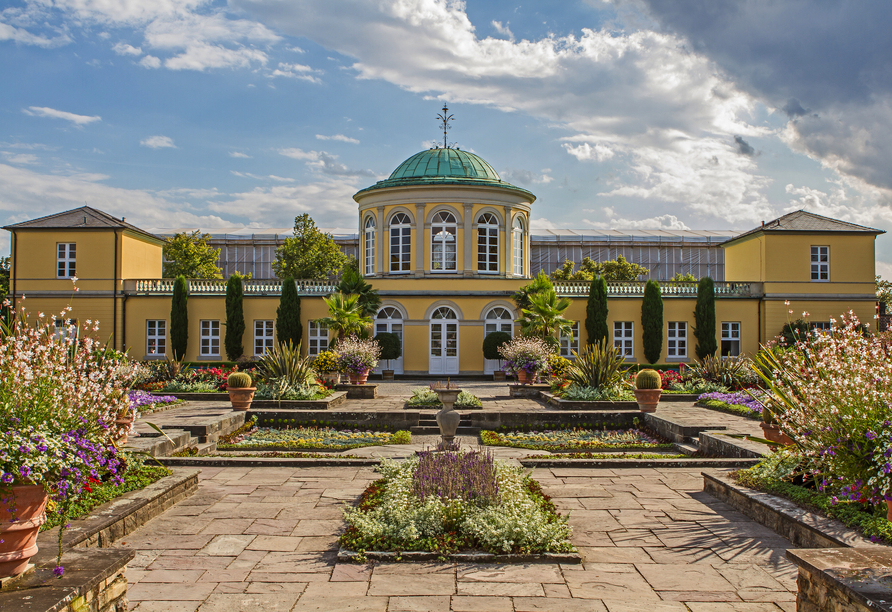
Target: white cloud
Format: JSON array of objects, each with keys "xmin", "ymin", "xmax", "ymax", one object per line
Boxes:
[
  {"xmin": 140, "ymin": 135, "xmax": 176, "ymax": 149},
  {"xmin": 278, "ymin": 147, "xmax": 375, "ymax": 177},
  {"xmin": 583, "ymin": 209, "xmax": 691, "ymax": 230},
  {"xmin": 112, "ymin": 42, "xmax": 142, "ymax": 55},
  {"xmin": 562, "ymin": 141, "xmax": 615, "ymax": 162},
  {"xmin": 530, "ymin": 217, "xmax": 559, "ymax": 230},
  {"xmin": 0, "ymin": 22, "xmax": 71, "ymax": 47},
  {"xmin": 269, "ymin": 62, "xmax": 320, "ymax": 81},
  {"xmin": 315, "ymin": 134, "xmax": 359, "ymax": 144},
  {"xmin": 500, "ymin": 168, "xmax": 553, "ymax": 186},
  {"xmin": 139, "ymin": 55, "xmax": 161, "ymax": 68},
  {"xmin": 229, "ymin": 151, "xmax": 252, "ymax": 158},
  {"xmin": 23, "ymin": 106, "xmax": 101, "ymax": 126},
  {"xmin": 278, "ymin": 147, "xmax": 319, "ymax": 161},
  {"xmin": 286, "ymin": 45, "xmax": 305, "ymax": 53},
  {"xmin": 230, "ymin": 171, "xmax": 294, "ymax": 182},
  {"xmin": 164, "ymin": 42, "xmax": 267, "ymax": 71},
  {"xmin": 491, "ymin": 20, "xmax": 514, "ymax": 40},
  {"xmin": 0, "ymin": 152, "xmax": 38, "ymax": 165}
]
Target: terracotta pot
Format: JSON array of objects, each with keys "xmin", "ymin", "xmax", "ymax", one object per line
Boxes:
[
  {"xmin": 516, "ymin": 370, "xmax": 532, "ymax": 385},
  {"xmin": 0, "ymin": 485, "xmax": 49, "ymax": 578},
  {"xmin": 493, "ymin": 371, "xmax": 506, "ymax": 381},
  {"xmin": 760, "ymin": 422, "xmax": 794, "ymax": 446},
  {"xmin": 634, "ymin": 388, "xmax": 662, "ymax": 412},
  {"xmin": 322, "ymin": 372, "xmax": 341, "ymax": 385},
  {"xmin": 382, "ymin": 370, "xmax": 395, "ymax": 380},
  {"xmin": 114, "ymin": 415, "xmax": 135, "ymax": 445},
  {"xmin": 885, "ymin": 497, "xmax": 892, "ymax": 522},
  {"xmin": 228, "ymin": 387, "xmax": 256, "ymax": 411},
  {"xmin": 349, "ymin": 369, "xmax": 369, "ymax": 385}
]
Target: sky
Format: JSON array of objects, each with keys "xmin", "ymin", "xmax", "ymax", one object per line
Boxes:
[{"xmin": 2, "ymin": 0, "xmax": 891, "ymax": 273}]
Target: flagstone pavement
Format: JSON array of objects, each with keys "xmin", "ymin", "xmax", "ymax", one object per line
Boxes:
[{"xmin": 116, "ymin": 465, "xmax": 799, "ymax": 612}]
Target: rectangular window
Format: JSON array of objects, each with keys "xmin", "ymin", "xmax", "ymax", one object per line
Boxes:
[
  {"xmin": 810, "ymin": 321, "xmax": 832, "ymax": 337},
  {"xmin": 721, "ymin": 322, "xmax": 741, "ymax": 357},
  {"xmin": 390, "ymin": 227, "xmax": 411, "ymax": 273},
  {"xmin": 613, "ymin": 321, "xmax": 634, "ymax": 358},
  {"xmin": 513, "ymin": 231, "xmax": 523, "ymax": 276},
  {"xmin": 254, "ymin": 320, "xmax": 274, "ymax": 356},
  {"xmin": 667, "ymin": 321, "xmax": 687, "ymax": 358},
  {"xmin": 146, "ymin": 320, "xmax": 166, "ymax": 356},
  {"xmin": 308, "ymin": 320, "xmax": 328, "ymax": 356},
  {"xmin": 200, "ymin": 320, "xmax": 220, "ymax": 356},
  {"xmin": 53, "ymin": 318, "xmax": 75, "ymax": 341},
  {"xmin": 811, "ymin": 246, "xmax": 829, "ymax": 281},
  {"xmin": 560, "ymin": 322, "xmax": 579, "ymax": 358},
  {"xmin": 56, "ymin": 243, "xmax": 76, "ymax": 278},
  {"xmin": 477, "ymin": 227, "xmax": 498, "ymax": 273},
  {"xmin": 364, "ymin": 231, "xmax": 375, "ymax": 276}
]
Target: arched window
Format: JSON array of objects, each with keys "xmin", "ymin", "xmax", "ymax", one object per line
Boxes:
[
  {"xmin": 477, "ymin": 212, "xmax": 499, "ymax": 273},
  {"xmin": 431, "ymin": 306, "xmax": 457, "ymax": 319},
  {"xmin": 375, "ymin": 306, "xmax": 404, "ymax": 374},
  {"xmin": 364, "ymin": 216, "xmax": 376, "ymax": 276},
  {"xmin": 512, "ymin": 216, "xmax": 525, "ymax": 276},
  {"xmin": 390, "ymin": 213, "xmax": 411, "ymax": 273},
  {"xmin": 484, "ymin": 306, "xmax": 513, "ymax": 336},
  {"xmin": 431, "ymin": 211, "xmax": 457, "ymax": 272}
]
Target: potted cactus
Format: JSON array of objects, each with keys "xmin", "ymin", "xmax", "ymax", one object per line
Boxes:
[
  {"xmin": 633, "ymin": 368, "xmax": 662, "ymax": 412},
  {"xmin": 227, "ymin": 371, "xmax": 256, "ymax": 411}
]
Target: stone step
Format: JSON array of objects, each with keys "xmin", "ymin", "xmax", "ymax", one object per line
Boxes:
[
  {"xmin": 417, "ymin": 419, "xmax": 473, "ymax": 427},
  {"xmin": 410, "ymin": 426, "xmax": 481, "ymax": 435},
  {"xmin": 673, "ymin": 441, "xmax": 699, "ymax": 456},
  {"xmin": 125, "ymin": 428, "xmax": 194, "ymax": 457},
  {"xmin": 160, "ymin": 410, "xmax": 247, "ymax": 443},
  {"xmin": 195, "ymin": 441, "xmax": 217, "ymax": 455}
]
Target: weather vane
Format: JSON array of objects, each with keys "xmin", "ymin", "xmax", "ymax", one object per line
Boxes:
[{"xmin": 436, "ymin": 103, "xmax": 456, "ymax": 149}]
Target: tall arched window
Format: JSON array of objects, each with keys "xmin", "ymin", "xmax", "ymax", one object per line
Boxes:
[
  {"xmin": 390, "ymin": 213, "xmax": 411, "ymax": 273},
  {"xmin": 477, "ymin": 212, "xmax": 499, "ymax": 273},
  {"xmin": 363, "ymin": 215, "xmax": 376, "ymax": 276},
  {"xmin": 431, "ymin": 211, "xmax": 457, "ymax": 272},
  {"xmin": 512, "ymin": 216, "xmax": 525, "ymax": 276}
]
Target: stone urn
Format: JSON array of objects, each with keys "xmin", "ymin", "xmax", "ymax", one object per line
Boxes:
[
  {"xmin": 431, "ymin": 386, "xmax": 462, "ymax": 446},
  {"xmin": 113, "ymin": 415, "xmax": 135, "ymax": 445},
  {"xmin": 228, "ymin": 387, "xmax": 256, "ymax": 411},
  {"xmin": 633, "ymin": 388, "xmax": 661, "ymax": 413},
  {"xmin": 0, "ymin": 485, "xmax": 49, "ymax": 578}
]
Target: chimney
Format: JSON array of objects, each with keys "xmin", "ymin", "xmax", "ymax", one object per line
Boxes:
[
  {"xmin": 122, "ymin": 217, "xmax": 126, "ymax": 222},
  {"xmin": 761, "ymin": 220, "xmax": 765, "ymax": 228}
]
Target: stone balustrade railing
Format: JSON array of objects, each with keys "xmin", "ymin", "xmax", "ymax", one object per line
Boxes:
[{"xmin": 551, "ymin": 280, "xmax": 761, "ymax": 298}]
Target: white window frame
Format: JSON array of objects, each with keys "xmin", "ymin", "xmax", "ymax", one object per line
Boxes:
[
  {"xmin": 56, "ymin": 243, "xmax": 76, "ymax": 279},
  {"xmin": 53, "ymin": 318, "xmax": 75, "ymax": 341},
  {"xmin": 560, "ymin": 321, "xmax": 579, "ymax": 358},
  {"xmin": 721, "ymin": 321, "xmax": 741, "ymax": 357},
  {"xmin": 364, "ymin": 216, "xmax": 376, "ymax": 276},
  {"xmin": 254, "ymin": 320, "xmax": 274, "ymax": 357},
  {"xmin": 146, "ymin": 320, "xmax": 167, "ymax": 357},
  {"xmin": 613, "ymin": 321, "xmax": 634, "ymax": 358},
  {"xmin": 430, "ymin": 211, "xmax": 457, "ymax": 272},
  {"xmin": 476, "ymin": 212, "xmax": 499, "ymax": 274},
  {"xmin": 308, "ymin": 320, "xmax": 328, "ymax": 357},
  {"xmin": 200, "ymin": 320, "xmax": 220, "ymax": 357},
  {"xmin": 810, "ymin": 321, "xmax": 832, "ymax": 337},
  {"xmin": 667, "ymin": 321, "xmax": 687, "ymax": 359},
  {"xmin": 512, "ymin": 217, "xmax": 525, "ymax": 276},
  {"xmin": 811, "ymin": 246, "xmax": 829, "ymax": 281},
  {"xmin": 389, "ymin": 213, "xmax": 412, "ymax": 274}
]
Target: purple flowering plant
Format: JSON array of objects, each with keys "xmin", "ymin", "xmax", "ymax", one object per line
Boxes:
[
  {"xmin": 498, "ymin": 336, "xmax": 552, "ymax": 376},
  {"xmin": 336, "ymin": 335, "xmax": 381, "ymax": 376},
  {"xmin": 129, "ymin": 389, "xmax": 178, "ymax": 412},
  {"xmin": 698, "ymin": 391, "xmax": 763, "ymax": 415}
]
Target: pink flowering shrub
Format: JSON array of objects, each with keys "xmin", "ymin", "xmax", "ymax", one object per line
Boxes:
[{"xmin": 754, "ymin": 312, "xmax": 892, "ymax": 504}]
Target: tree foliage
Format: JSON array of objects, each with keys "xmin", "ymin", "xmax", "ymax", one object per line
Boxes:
[
  {"xmin": 375, "ymin": 332, "xmax": 402, "ymax": 368},
  {"xmin": 516, "ymin": 289, "xmax": 574, "ymax": 340},
  {"xmin": 163, "ymin": 231, "xmax": 222, "ymax": 279},
  {"xmin": 668, "ymin": 272, "xmax": 697, "ymax": 283},
  {"xmin": 550, "ymin": 256, "xmax": 649, "ymax": 282},
  {"xmin": 0, "ymin": 256, "xmax": 9, "ymax": 298},
  {"xmin": 276, "ymin": 277, "xmax": 302, "ymax": 348},
  {"xmin": 273, "ymin": 214, "xmax": 347, "ymax": 280},
  {"xmin": 224, "ymin": 274, "xmax": 245, "ymax": 360},
  {"xmin": 483, "ymin": 331, "xmax": 512, "ymax": 362},
  {"xmin": 170, "ymin": 275, "xmax": 189, "ymax": 359},
  {"xmin": 585, "ymin": 276, "xmax": 608, "ymax": 346},
  {"xmin": 780, "ymin": 318, "xmax": 812, "ymax": 347},
  {"xmin": 320, "ymin": 292, "xmax": 372, "ymax": 341},
  {"xmin": 694, "ymin": 277, "xmax": 717, "ymax": 359},
  {"xmin": 337, "ymin": 259, "xmax": 381, "ymax": 318},
  {"xmin": 513, "ymin": 270, "xmax": 554, "ymax": 312},
  {"xmin": 877, "ymin": 275, "xmax": 892, "ymax": 313},
  {"xmin": 641, "ymin": 280, "xmax": 663, "ymax": 364}
]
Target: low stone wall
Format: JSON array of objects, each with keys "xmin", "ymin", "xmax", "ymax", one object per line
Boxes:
[
  {"xmin": 469, "ymin": 411, "xmax": 638, "ymax": 430},
  {"xmin": 786, "ymin": 548, "xmax": 892, "ymax": 612},
  {"xmin": 508, "ymin": 384, "xmax": 550, "ymax": 398},
  {"xmin": 540, "ymin": 391, "xmax": 640, "ymax": 411},
  {"xmin": 335, "ymin": 384, "xmax": 378, "ymax": 399},
  {"xmin": 251, "ymin": 391, "xmax": 348, "ymax": 409},
  {"xmin": 253, "ymin": 409, "xmax": 419, "ymax": 430},
  {"xmin": 698, "ymin": 431, "xmax": 766, "ymax": 459}
]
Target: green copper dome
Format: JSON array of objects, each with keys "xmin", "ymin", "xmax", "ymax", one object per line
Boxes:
[{"xmin": 354, "ymin": 148, "xmax": 535, "ymax": 199}]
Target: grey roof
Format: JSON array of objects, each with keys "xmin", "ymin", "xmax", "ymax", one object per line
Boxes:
[
  {"xmin": 3, "ymin": 206, "xmax": 162, "ymax": 243},
  {"xmin": 725, "ymin": 209, "xmax": 885, "ymax": 246},
  {"xmin": 529, "ymin": 228, "xmax": 739, "ymax": 243},
  {"xmin": 148, "ymin": 227, "xmax": 360, "ymax": 241}
]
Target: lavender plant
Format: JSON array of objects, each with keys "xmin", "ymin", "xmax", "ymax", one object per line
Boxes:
[{"xmin": 412, "ymin": 447, "xmax": 499, "ymax": 506}]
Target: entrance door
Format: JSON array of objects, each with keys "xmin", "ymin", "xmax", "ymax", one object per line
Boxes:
[
  {"xmin": 374, "ymin": 307, "xmax": 404, "ymax": 374},
  {"xmin": 483, "ymin": 307, "xmax": 513, "ymax": 374},
  {"xmin": 429, "ymin": 306, "xmax": 459, "ymax": 375}
]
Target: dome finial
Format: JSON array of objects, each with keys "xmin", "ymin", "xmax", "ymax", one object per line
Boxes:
[{"xmin": 437, "ymin": 103, "xmax": 456, "ymax": 149}]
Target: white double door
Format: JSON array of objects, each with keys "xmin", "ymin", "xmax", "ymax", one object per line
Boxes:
[
  {"xmin": 429, "ymin": 309, "xmax": 459, "ymax": 375},
  {"xmin": 484, "ymin": 307, "xmax": 514, "ymax": 374},
  {"xmin": 374, "ymin": 307, "xmax": 404, "ymax": 374}
]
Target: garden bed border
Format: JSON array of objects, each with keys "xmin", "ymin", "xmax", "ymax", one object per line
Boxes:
[
  {"xmin": 337, "ymin": 548, "xmax": 582, "ymax": 564},
  {"xmin": 151, "ymin": 390, "xmax": 348, "ymax": 409},
  {"xmin": 522, "ymin": 457, "xmax": 760, "ymax": 468}
]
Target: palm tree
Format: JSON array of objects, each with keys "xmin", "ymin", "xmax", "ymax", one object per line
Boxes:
[
  {"xmin": 320, "ymin": 292, "xmax": 372, "ymax": 342},
  {"xmin": 515, "ymin": 289, "xmax": 574, "ymax": 341},
  {"xmin": 337, "ymin": 264, "xmax": 381, "ymax": 318}
]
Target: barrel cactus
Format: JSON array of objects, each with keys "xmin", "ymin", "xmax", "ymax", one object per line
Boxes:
[
  {"xmin": 635, "ymin": 369, "xmax": 662, "ymax": 390},
  {"xmin": 227, "ymin": 371, "xmax": 253, "ymax": 388}
]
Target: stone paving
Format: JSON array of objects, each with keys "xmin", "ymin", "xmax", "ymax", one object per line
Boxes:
[{"xmin": 117, "ymin": 464, "xmax": 799, "ymax": 611}]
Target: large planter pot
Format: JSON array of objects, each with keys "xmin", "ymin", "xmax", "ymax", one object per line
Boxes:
[
  {"xmin": 0, "ymin": 485, "xmax": 49, "ymax": 578},
  {"xmin": 228, "ymin": 387, "xmax": 256, "ymax": 411},
  {"xmin": 349, "ymin": 369, "xmax": 370, "ymax": 385},
  {"xmin": 760, "ymin": 422, "xmax": 794, "ymax": 446},
  {"xmin": 382, "ymin": 370, "xmax": 395, "ymax": 381},
  {"xmin": 634, "ymin": 388, "xmax": 662, "ymax": 413},
  {"xmin": 114, "ymin": 415, "xmax": 135, "ymax": 445},
  {"xmin": 516, "ymin": 370, "xmax": 533, "ymax": 385},
  {"xmin": 886, "ymin": 495, "xmax": 892, "ymax": 522},
  {"xmin": 493, "ymin": 371, "xmax": 506, "ymax": 381}
]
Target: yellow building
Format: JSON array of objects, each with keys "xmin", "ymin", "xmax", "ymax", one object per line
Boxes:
[{"xmin": 3, "ymin": 148, "xmax": 885, "ymax": 374}]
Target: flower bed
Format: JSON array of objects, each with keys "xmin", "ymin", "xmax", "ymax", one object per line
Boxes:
[
  {"xmin": 218, "ymin": 420, "xmax": 411, "ymax": 450},
  {"xmin": 480, "ymin": 428, "xmax": 670, "ymax": 451},
  {"xmin": 406, "ymin": 387, "xmax": 482, "ymax": 408},
  {"xmin": 129, "ymin": 389, "xmax": 180, "ymax": 412},
  {"xmin": 526, "ymin": 451, "xmax": 687, "ymax": 460},
  {"xmin": 697, "ymin": 391, "xmax": 763, "ymax": 420},
  {"xmin": 340, "ymin": 450, "xmax": 575, "ymax": 556},
  {"xmin": 172, "ymin": 448, "xmax": 363, "ymax": 459}
]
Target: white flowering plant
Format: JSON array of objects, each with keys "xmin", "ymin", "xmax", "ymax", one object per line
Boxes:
[
  {"xmin": 340, "ymin": 450, "xmax": 574, "ymax": 555},
  {"xmin": 498, "ymin": 336, "xmax": 552, "ymax": 376},
  {"xmin": 753, "ymin": 312, "xmax": 892, "ymax": 505}
]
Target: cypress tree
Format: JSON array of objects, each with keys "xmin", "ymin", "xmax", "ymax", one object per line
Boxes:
[
  {"xmin": 224, "ymin": 274, "xmax": 245, "ymax": 360},
  {"xmin": 641, "ymin": 280, "xmax": 663, "ymax": 364},
  {"xmin": 276, "ymin": 276, "xmax": 302, "ymax": 347},
  {"xmin": 694, "ymin": 276, "xmax": 717, "ymax": 359},
  {"xmin": 170, "ymin": 275, "xmax": 189, "ymax": 360},
  {"xmin": 585, "ymin": 276, "xmax": 609, "ymax": 345}
]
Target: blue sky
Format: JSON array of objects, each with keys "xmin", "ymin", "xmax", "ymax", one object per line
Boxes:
[{"xmin": 2, "ymin": 0, "xmax": 891, "ymax": 273}]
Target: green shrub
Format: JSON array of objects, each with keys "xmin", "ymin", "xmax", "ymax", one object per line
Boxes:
[
  {"xmin": 375, "ymin": 332, "xmax": 401, "ymax": 368},
  {"xmin": 585, "ymin": 276, "xmax": 608, "ymax": 345},
  {"xmin": 276, "ymin": 276, "xmax": 302, "ymax": 348},
  {"xmin": 258, "ymin": 340, "xmax": 316, "ymax": 388},
  {"xmin": 566, "ymin": 341, "xmax": 630, "ymax": 392},
  {"xmin": 170, "ymin": 275, "xmax": 188, "ymax": 360},
  {"xmin": 694, "ymin": 277, "xmax": 716, "ymax": 359},
  {"xmin": 641, "ymin": 280, "xmax": 663, "ymax": 364},
  {"xmin": 688, "ymin": 354, "xmax": 752, "ymax": 389},
  {"xmin": 224, "ymin": 275, "xmax": 245, "ymax": 360},
  {"xmin": 390, "ymin": 430, "xmax": 412, "ymax": 444}
]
